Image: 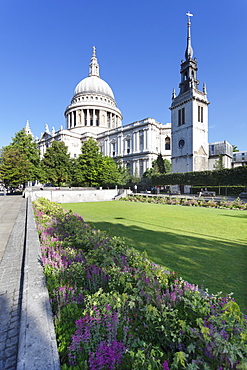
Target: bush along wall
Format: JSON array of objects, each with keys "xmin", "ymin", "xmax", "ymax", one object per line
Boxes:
[
  {"xmin": 33, "ymin": 198, "xmax": 247, "ymax": 369},
  {"xmin": 191, "ymin": 186, "xmax": 246, "ymax": 196},
  {"xmin": 152, "ymin": 166, "xmax": 247, "ymax": 187},
  {"xmin": 121, "ymin": 195, "xmax": 247, "ymax": 210}
]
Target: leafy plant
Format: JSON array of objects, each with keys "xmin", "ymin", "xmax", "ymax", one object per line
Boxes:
[{"xmin": 33, "ymin": 198, "xmax": 247, "ymax": 369}]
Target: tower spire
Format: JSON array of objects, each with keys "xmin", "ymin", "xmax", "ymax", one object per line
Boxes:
[
  {"xmin": 178, "ymin": 12, "xmax": 199, "ymax": 94},
  {"xmin": 89, "ymin": 46, "xmax": 100, "ymax": 77},
  {"xmin": 185, "ymin": 11, "xmax": 193, "ymax": 60}
]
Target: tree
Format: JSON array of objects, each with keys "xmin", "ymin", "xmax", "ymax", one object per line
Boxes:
[
  {"xmin": 71, "ymin": 138, "xmax": 121, "ymax": 187},
  {"xmin": 213, "ymin": 155, "xmax": 225, "ymax": 171},
  {"xmin": 232, "ymin": 145, "xmax": 239, "ymax": 152},
  {"xmin": 143, "ymin": 156, "xmax": 171, "ymax": 179},
  {"xmin": 0, "ymin": 146, "xmax": 31, "ymax": 187},
  {"xmin": 99, "ymin": 156, "xmax": 121, "ymax": 187},
  {"xmin": 0, "ymin": 128, "xmax": 40, "ymax": 188},
  {"xmin": 115, "ymin": 159, "xmax": 132, "ymax": 186},
  {"xmin": 164, "ymin": 158, "xmax": 172, "ymax": 173},
  {"xmin": 72, "ymin": 138, "xmax": 103, "ymax": 186},
  {"xmin": 156, "ymin": 153, "xmax": 166, "ymax": 173},
  {"xmin": 41, "ymin": 140, "xmax": 71, "ymax": 186}
]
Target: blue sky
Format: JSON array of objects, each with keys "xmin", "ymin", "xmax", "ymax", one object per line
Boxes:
[{"xmin": 0, "ymin": 0, "xmax": 246, "ymax": 150}]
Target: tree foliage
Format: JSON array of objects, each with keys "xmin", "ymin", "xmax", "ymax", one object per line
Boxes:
[
  {"xmin": 99, "ymin": 156, "xmax": 121, "ymax": 187},
  {"xmin": 156, "ymin": 153, "xmax": 166, "ymax": 173},
  {"xmin": 41, "ymin": 140, "xmax": 71, "ymax": 186},
  {"xmin": 140, "ymin": 155, "xmax": 171, "ymax": 189},
  {"xmin": 71, "ymin": 138, "xmax": 121, "ymax": 187},
  {"xmin": 0, "ymin": 128, "xmax": 40, "ymax": 187},
  {"xmin": 213, "ymin": 155, "xmax": 225, "ymax": 171},
  {"xmin": 232, "ymin": 145, "xmax": 239, "ymax": 152},
  {"xmin": 115, "ymin": 159, "xmax": 132, "ymax": 186}
]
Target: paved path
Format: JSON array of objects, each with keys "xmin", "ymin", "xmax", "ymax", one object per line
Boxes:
[{"xmin": 0, "ymin": 195, "xmax": 26, "ymax": 369}]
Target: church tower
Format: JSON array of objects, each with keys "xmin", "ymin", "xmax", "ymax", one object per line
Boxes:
[{"xmin": 170, "ymin": 12, "xmax": 209, "ymax": 173}]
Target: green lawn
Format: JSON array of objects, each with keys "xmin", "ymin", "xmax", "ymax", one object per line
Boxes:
[{"xmin": 62, "ymin": 201, "xmax": 247, "ymax": 311}]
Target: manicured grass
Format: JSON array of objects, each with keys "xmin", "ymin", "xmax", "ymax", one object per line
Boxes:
[{"xmin": 62, "ymin": 201, "xmax": 247, "ymax": 311}]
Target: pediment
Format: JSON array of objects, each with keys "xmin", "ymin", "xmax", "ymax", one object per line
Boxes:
[
  {"xmin": 195, "ymin": 145, "xmax": 207, "ymax": 156},
  {"xmin": 40, "ymin": 132, "xmax": 52, "ymax": 141}
]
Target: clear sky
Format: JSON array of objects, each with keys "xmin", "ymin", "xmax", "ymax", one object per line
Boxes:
[{"xmin": 0, "ymin": 0, "xmax": 246, "ymax": 151}]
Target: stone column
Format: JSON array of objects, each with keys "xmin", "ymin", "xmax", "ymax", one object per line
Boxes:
[
  {"xmin": 110, "ymin": 113, "xmax": 113, "ymax": 128},
  {"xmin": 133, "ymin": 132, "xmax": 136, "ymax": 152},
  {"xmin": 105, "ymin": 138, "xmax": 109, "ymax": 156},
  {"xmin": 144, "ymin": 129, "xmax": 147, "ymax": 150},
  {"xmin": 93, "ymin": 109, "xmax": 96, "ymax": 126},
  {"xmin": 117, "ymin": 135, "xmax": 122, "ymax": 156},
  {"xmin": 71, "ymin": 112, "xmax": 74, "ymax": 128},
  {"xmin": 87, "ymin": 110, "xmax": 90, "ymax": 126},
  {"xmin": 81, "ymin": 110, "xmax": 85, "ymax": 126},
  {"xmin": 67, "ymin": 113, "xmax": 70, "ymax": 129},
  {"xmin": 138, "ymin": 131, "xmax": 141, "ymax": 152},
  {"xmin": 147, "ymin": 127, "xmax": 150, "ymax": 151},
  {"xmin": 76, "ymin": 110, "xmax": 79, "ymax": 126}
]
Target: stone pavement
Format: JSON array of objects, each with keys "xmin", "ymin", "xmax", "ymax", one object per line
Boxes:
[
  {"xmin": 0, "ymin": 195, "xmax": 26, "ymax": 369},
  {"xmin": 0, "ymin": 195, "xmax": 60, "ymax": 369}
]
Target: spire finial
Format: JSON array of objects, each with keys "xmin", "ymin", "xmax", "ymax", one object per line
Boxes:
[
  {"xmin": 186, "ymin": 11, "xmax": 193, "ymax": 23},
  {"xmin": 185, "ymin": 11, "xmax": 194, "ymax": 60},
  {"xmin": 89, "ymin": 46, "xmax": 100, "ymax": 77},
  {"xmin": 92, "ymin": 46, "xmax": 96, "ymax": 57}
]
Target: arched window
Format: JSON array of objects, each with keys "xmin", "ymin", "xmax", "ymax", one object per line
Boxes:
[{"xmin": 165, "ymin": 137, "xmax": 170, "ymax": 150}]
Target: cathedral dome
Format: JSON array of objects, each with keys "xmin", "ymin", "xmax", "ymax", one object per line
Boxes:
[
  {"xmin": 74, "ymin": 75, "xmax": 115, "ymax": 100},
  {"xmin": 64, "ymin": 47, "xmax": 122, "ymax": 133}
]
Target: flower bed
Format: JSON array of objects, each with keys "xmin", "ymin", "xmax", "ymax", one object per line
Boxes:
[
  {"xmin": 34, "ymin": 197, "xmax": 247, "ymax": 369},
  {"xmin": 121, "ymin": 195, "xmax": 247, "ymax": 210}
]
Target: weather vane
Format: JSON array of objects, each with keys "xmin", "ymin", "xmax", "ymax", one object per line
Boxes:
[{"xmin": 186, "ymin": 11, "xmax": 193, "ymax": 22}]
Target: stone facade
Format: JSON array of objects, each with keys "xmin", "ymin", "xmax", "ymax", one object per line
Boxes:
[
  {"xmin": 170, "ymin": 12, "xmax": 209, "ymax": 173},
  {"xmin": 36, "ymin": 15, "xmax": 236, "ymax": 176},
  {"xmin": 37, "ymin": 47, "xmax": 171, "ymax": 176}
]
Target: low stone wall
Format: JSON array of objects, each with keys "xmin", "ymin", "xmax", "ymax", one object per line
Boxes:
[
  {"xmin": 17, "ymin": 197, "xmax": 60, "ymax": 369},
  {"xmin": 23, "ymin": 188, "xmax": 131, "ymax": 203}
]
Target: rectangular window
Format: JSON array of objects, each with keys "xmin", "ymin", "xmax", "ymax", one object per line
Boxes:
[
  {"xmin": 182, "ymin": 107, "xmax": 185, "ymax": 124},
  {"xmin": 112, "ymin": 142, "xmax": 116, "ymax": 156},
  {"xmin": 178, "ymin": 108, "xmax": 185, "ymax": 126},
  {"xmin": 126, "ymin": 139, "xmax": 130, "ymax": 154},
  {"xmin": 198, "ymin": 106, "xmax": 203, "ymax": 123}
]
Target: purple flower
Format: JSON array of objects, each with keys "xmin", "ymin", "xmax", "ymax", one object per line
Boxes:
[
  {"xmin": 162, "ymin": 360, "xmax": 170, "ymax": 370},
  {"xmin": 89, "ymin": 340, "xmax": 126, "ymax": 370}
]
